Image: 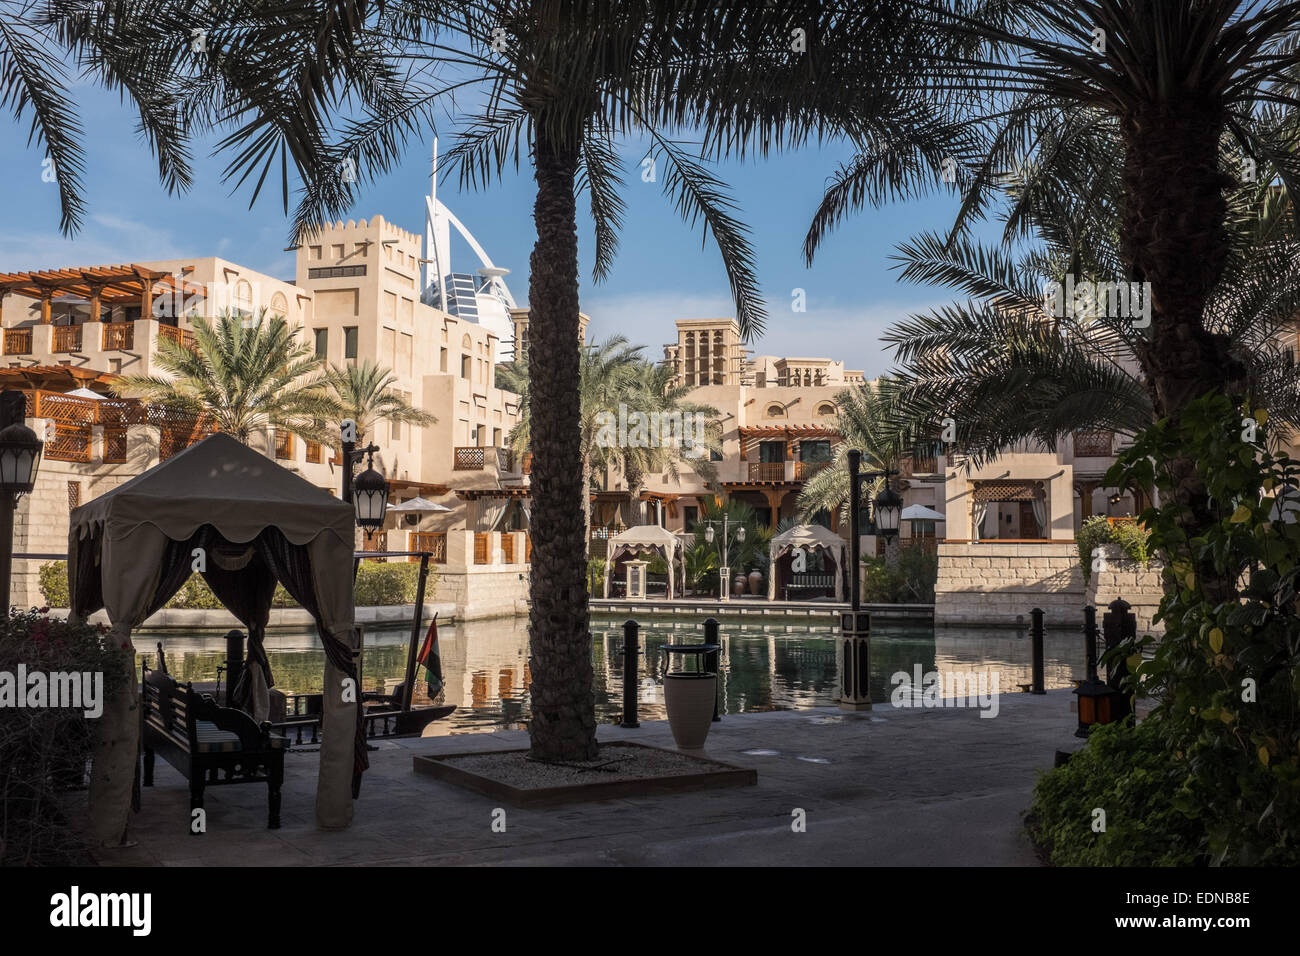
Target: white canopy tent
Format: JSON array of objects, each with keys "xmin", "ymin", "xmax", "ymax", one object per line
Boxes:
[
  {"xmin": 900, "ymin": 504, "xmax": 946, "ymax": 521},
  {"xmin": 767, "ymin": 524, "xmax": 848, "ymax": 601},
  {"xmin": 603, "ymin": 524, "xmax": 682, "ymax": 599},
  {"xmin": 67, "ymin": 432, "xmax": 364, "ymax": 843}
]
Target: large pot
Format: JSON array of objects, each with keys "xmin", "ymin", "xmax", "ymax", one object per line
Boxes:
[
  {"xmin": 663, "ymin": 674, "xmax": 717, "ymax": 750},
  {"xmin": 748, "ymin": 570, "xmax": 763, "ymax": 595},
  {"xmin": 732, "ymin": 575, "xmax": 747, "ymax": 596}
]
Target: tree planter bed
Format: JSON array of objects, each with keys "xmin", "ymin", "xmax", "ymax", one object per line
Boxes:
[{"xmin": 412, "ymin": 742, "xmax": 756, "ymax": 807}]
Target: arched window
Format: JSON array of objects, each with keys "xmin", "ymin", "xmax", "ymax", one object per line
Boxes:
[
  {"xmin": 462, "ymin": 333, "xmax": 473, "ymax": 349},
  {"xmin": 817, "ymin": 402, "xmax": 836, "ymax": 417},
  {"xmin": 234, "ymin": 279, "xmax": 253, "ymax": 314},
  {"xmin": 269, "ymin": 292, "xmax": 288, "ymax": 318},
  {"xmin": 765, "ymin": 404, "xmax": 786, "ymax": 419}
]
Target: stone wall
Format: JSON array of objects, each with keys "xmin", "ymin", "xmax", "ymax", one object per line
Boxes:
[
  {"xmin": 935, "ymin": 542, "xmax": 1084, "ymax": 627},
  {"xmin": 1083, "ymin": 542, "xmax": 1165, "ymax": 636}
]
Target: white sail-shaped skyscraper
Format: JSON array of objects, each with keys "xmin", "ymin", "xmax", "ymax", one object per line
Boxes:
[{"xmin": 422, "ymin": 139, "xmax": 518, "ymax": 355}]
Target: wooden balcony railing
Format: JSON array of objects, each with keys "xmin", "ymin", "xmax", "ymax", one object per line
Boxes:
[
  {"xmin": 305, "ymin": 440, "xmax": 322, "ymax": 464},
  {"xmin": 408, "ymin": 531, "xmax": 447, "ymax": 564},
  {"xmin": 455, "ymin": 446, "xmax": 485, "ymax": 470},
  {"xmin": 101, "ymin": 322, "xmax": 134, "ymax": 351},
  {"xmin": 748, "ymin": 461, "xmax": 786, "ymax": 482},
  {"xmin": 794, "ymin": 460, "xmax": 829, "ymax": 481},
  {"xmin": 102, "ymin": 428, "xmax": 128, "ymax": 463},
  {"xmin": 1074, "ymin": 429, "xmax": 1113, "ymax": 458},
  {"xmin": 157, "ymin": 324, "xmax": 196, "ymax": 350},
  {"xmin": 274, "ymin": 431, "xmax": 294, "ymax": 460},
  {"xmin": 52, "ymin": 324, "xmax": 82, "ymax": 353},
  {"xmin": 473, "ymin": 532, "xmax": 491, "ymax": 564},
  {"xmin": 898, "ymin": 456, "xmax": 939, "ymax": 478},
  {"xmin": 47, "ymin": 423, "xmax": 91, "ymax": 462},
  {"xmin": 3, "ymin": 328, "xmax": 31, "ymax": 355},
  {"xmin": 501, "ymin": 534, "xmax": 515, "ymax": 564},
  {"xmin": 496, "ymin": 448, "xmax": 513, "ymax": 471},
  {"xmin": 524, "ymin": 532, "xmax": 532, "ymax": 563}
]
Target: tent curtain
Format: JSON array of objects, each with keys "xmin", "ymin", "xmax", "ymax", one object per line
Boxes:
[
  {"xmin": 972, "ymin": 500, "xmax": 989, "ymax": 542},
  {"xmin": 519, "ymin": 499, "xmax": 531, "ymax": 529},
  {"xmin": 202, "ymin": 543, "xmax": 277, "ymax": 721},
  {"xmin": 1030, "ymin": 494, "xmax": 1047, "ymax": 537},
  {"xmin": 254, "ymin": 527, "xmax": 369, "ymax": 796},
  {"xmin": 474, "ymin": 496, "xmax": 510, "ymax": 532}
]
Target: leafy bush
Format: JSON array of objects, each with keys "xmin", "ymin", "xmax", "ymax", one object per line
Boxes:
[
  {"xmin": 1075, "ymin": 515, "xmax": 1151, "ymax": 582},
  {"xmin": 587, "ymin": 558, "xmax": 605, "ymax": 594},
  {"xmin": 38, "ymin": 560, "xmax": 430, "ymax": 609},
  {"xmin": 861, "ymin": 543, "xmax": 938, "ymax": 604},
  {"xmin": 1026, "ymin": 720, "xmax": 1202, "ymax": 866},
  {"xmin": 0, "ymin": 610, "xmax": 130, "ymax": 864}
]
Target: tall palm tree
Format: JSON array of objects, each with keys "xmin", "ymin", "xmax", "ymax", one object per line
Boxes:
[
  {"xmin": 497, "ymin": 335, "xmax": 644, "ymax": 549},
  {"xmin": 325, "ymin": 360, "xmax": 436, "ymax": 445},
  {"xmin": 879, "ymin": 126, "xmax": 1300, "ymax": 466},
  {"xmin": 113, "ymin": 310, "xmax": 337, "ymax": 444},
  {"xmin": 797, "ymin": 1, "xmax": 1300, "ymax": 598},
  {"xmin": 616, "ymin": 359, "xmax": 720, "ymax": 524}
]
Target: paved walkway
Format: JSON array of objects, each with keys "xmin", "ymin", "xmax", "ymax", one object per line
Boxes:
[{"xmin": 95, "ymin": 690, "xmax": 1080, "ymax": 866}]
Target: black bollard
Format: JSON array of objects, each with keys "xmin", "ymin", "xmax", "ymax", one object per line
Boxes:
[
  {"xmin": 1082, "ymin": 605, "xmax": 1099, "ymax": 682},
  {"xmin": 621, "ymin": 620, "xmax": 640, "ymax": 728},
  {"xmin": 704, "ymin": 617, "xmax": 721, "ymax": 721},
  {"xmin": 224, "ymin": 628, "xmax": 245, "ymax": 707},
  {"xmin": 1103, "ymin": 598, "xmax": 1135, "ymax": 722},
  {"xmin": 1030, "ymin": 607, "xmax": 1045, "ymax": 694}
]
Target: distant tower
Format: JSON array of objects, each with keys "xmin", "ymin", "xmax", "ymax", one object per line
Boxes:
[{"xmin": 423, "ymin": 139, "xmax": 518, "ymax": 352}]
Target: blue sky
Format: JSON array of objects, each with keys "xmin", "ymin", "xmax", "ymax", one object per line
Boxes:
[{"xmin": 0, "ymin": 85, "xmax": 977, "ymax": 378}]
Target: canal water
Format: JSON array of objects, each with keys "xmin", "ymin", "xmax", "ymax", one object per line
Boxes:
[{"xmin": 140, "ymin": 614, "xmax": 1087, "ymax": 737}]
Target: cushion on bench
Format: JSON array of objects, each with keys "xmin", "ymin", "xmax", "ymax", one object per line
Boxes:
[{"xmin": 193, "ymin": 721, "xmax": 291, "ymax": 753}]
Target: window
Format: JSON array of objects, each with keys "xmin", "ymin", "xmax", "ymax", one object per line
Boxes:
[
  {"xmin": 460, "ymin": 354, "xmax": 471, "ymax": 379},
  {"xmin": 710, "ymin": 445, "xmax": 724, "ymax": 462},
  {"xmin": 306, "ymin": 441, "xmax": 322, "ymax": 464},
  {"xmin": 683, "ymin": 505, "xmax": 698, "ymax": 529},
  {"xmin": 765, "ymin": 404, "xmax": 786, "ymax": 419},
  {"xmin": 759, "ymin": 441, "xmax": 786, "ymax": 463},
  {"xmin": 817, "ymin": 402, "xmax": 836, "ymax": 417},
  {"xmin": 67, "ymin": 481, "xmax": 81, "ymax": 509},
  {"xmin": 331, "ymin": 244, "xmax": 345, "ymax": 258},
  {"xmin": 269, "ymin": 292, "xmax": 288, "ymax": 318},
  {"xmin": 308, "ymin": 265, "xmax": 366, "ymax": 279},
  {"xmin": 439, "ymin": 348, "xmax": 448, "ymax": 372},
  {"xmin": 313, "ymin": 328, "xmax": 328, "ymax": 358},
  {"xmin": 391, "ymin": 419, "xmax": 401, "ymax": 441},
  {"xmin": 800, "ymin": 440, "xmax": 832, "ymax": 462},
  {"xmin": 309, "ymin": 245, "xmax": 322, "ymax": 260},
  {"xmin": 234, "ymin": 279, "xmax": 253, "ymax": 315},
  {"xmin": 274, "ymin": 431, "xmax": 293, "ymax": 460},
  {"xmin": 344, "ymin": 327, "xmax": 358, "ymax": 360}
]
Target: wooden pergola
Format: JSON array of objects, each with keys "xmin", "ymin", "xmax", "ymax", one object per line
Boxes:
[{"xmin": 0, "ymin": 264, "xmax": 205, "ymax": 325}]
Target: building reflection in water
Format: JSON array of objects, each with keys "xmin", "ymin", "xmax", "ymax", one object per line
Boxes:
[{"xmin": 136, "ymin": 616, "xmax": 1088, "ymax": 737}]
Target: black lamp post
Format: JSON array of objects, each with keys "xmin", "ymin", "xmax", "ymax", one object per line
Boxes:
[
  {"xmin": 339, "ymin": 420, "xmax": 389, "ymax": 538},
  {"xmin": 703, "ymin": 516, "xmax": 745, "ymax": 601},
  {"xmin": 841, "ymin": 450, "xmax": 900, "ymax": 711},
  {"xmin": 0, "ymin": 390, "xmax": 43, "ymax": 613}
]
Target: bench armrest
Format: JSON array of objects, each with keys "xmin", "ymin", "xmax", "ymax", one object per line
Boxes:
[{"xmin": 192, "ymin": 693, "xmax": 272, "ymax": 751}]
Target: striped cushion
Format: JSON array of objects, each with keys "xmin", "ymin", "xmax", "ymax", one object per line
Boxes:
[
  {"xmin": 266, "ymin": 735, "xmax": 290, "ymax": 750},
  {"xmin": 194, "ymin": 721, "xmax": 242, "ymax": 753}
]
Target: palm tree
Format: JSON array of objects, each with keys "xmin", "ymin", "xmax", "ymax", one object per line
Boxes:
[
  {"xmin": 797, "ymin": 2, "xmax": 1300, "ymax": 598},
  {"xmin": 796, "ymin": 380, "xmax": 919, "ymax": 567},
  {"xmin": 113, "ymin": 310, "xmax": 337, "ymax": 444},
  {"xmin": 878, "ymin": 127, "xmax": 1300, "ymax": 466},
  {"xmin": 497, "ymin": 335, "xmax": 643, "ymax": 550},
  {"xmin": 616, "ymin": 359, "xmax": 720, "ymax": 525},
  {"xmin": 325, "ymin": 360, "xmax": 436, "ymax": 445}
]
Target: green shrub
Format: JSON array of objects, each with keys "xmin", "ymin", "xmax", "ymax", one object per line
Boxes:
[
  {"xmin": 587, "ymin": 557, "xmax": 606, "ymax": 594},
  {"xmin": 1026, "ymin": 720, "xmax": 1203, "ymax": 866},
  {"xmin": 38, "ymin": 562, "xmax": 68, "ymax": 608},
  {"xmin": 37, "ymin": 559, "xmax": 429, "ymax": 609},
  {"xmin": 0, "ymin": 610, "xmax": 131, "ymax": 864},
  {"xmin": 1076, "ymin": 514, "xmax": 1151, "ymax": 582},
  {"xmin": 861, "ymin": 543, "xmax": 938, "ymax": 604}
]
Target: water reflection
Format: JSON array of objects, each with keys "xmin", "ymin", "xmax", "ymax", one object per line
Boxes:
[{"xmin": 140, "ymin": 616, "xmax": 1087, "ymax": 737}]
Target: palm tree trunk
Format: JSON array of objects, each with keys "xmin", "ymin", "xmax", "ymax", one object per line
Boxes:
[
  {"xmin": 582, "ymin": 452, "xmax": 593, "ymax": 558},
  {"xmin": 525, "ymin": 131, "xmax": 598, "ymax": 762},
  {"xmin": 1120, "ymin": 99, "xmax": 1245, "ymax": 604}
]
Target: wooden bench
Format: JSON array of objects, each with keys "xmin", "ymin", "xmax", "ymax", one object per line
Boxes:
[
  {"xmin": 784, "ymin": 573, "xmax": 835, "ymax": 601},
  {"xmin": 140, "ymin": 661, "xmax": 288, "ymax": 833}
]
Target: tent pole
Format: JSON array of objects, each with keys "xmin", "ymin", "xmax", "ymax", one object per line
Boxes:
[{"xmin": 401, "ymin": 553, "xmax": 430, "ymax": 711}]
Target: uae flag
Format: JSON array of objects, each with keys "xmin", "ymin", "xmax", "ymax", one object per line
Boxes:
[{"xmin": 417, "ymin": 615, "xmax": 444, "ymax": 698}]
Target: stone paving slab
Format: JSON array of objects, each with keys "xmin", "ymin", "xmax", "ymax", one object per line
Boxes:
[{"xmin": 92, "ymin": 689, "xmax": 1082, "ymax": 867}]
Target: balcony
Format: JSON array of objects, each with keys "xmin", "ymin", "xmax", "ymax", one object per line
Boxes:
[
  {"xmin": 52, "ymin": 325, "xmax": 82, "ymax": 353},
  {"xmin": 454, "ymin": 446, "xmax": 486, "ymax": 470},
  {"xmin": 748, "ymin": 461, "xmax": 786, "ymax": 482},
  {"xmin": 157, "ymin": 324, "xmax": 196, "ymax": 350},
  {"xmin": 274, "ymin": 431, "xmax": 294, "ymax": 460},
  {"xmin": 1074, "ymin": 429, "xmax": 1113, "ymax": 458},
  {"xmin": 3, "ymin": 328, "xmax": 31, "ymax": 355},
  {"xmin": 101, "ymin": 322, "xmax": 134, "ymax": 351},
  {"xmin": 46, "ymin": 423, "xmax": 91, "ymax": 462},
  {"xmin": 408, "ymin": 531, "xmax": 447, "ymax": 564},
  {"xmin": 899, "ymin": 455, "xmax": 939, "ymax": 478},
  {"xmin": 794, "ymin": 460, "xmax": 829, "ymax": 481}
]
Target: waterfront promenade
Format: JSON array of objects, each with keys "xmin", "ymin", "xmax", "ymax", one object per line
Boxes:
[{"xmin": 94, "ymin": 689, "xmax": 1079, "ymax": 867}]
